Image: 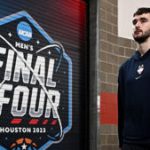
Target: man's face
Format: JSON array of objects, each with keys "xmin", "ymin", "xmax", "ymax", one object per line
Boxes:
[{"xmin": 132, "ymin": 13, "xmax": 150, "ymax": 43}]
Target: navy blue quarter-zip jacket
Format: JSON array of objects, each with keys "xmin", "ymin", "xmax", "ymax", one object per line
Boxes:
[{"xmin": 118, "ymin": 49, "xmax": 150, "ymax": 148}]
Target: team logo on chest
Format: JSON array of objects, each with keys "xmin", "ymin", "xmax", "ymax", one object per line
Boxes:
[{"xmin": 137, "ymin": 64, "xmax": 144, "ymax": 75}]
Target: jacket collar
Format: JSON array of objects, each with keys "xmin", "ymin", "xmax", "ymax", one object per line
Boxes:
[{"xmin": 133, "ymin": 49, "xmax": 150, "ymax": 60}]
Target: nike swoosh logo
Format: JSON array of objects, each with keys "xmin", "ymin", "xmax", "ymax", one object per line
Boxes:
[{"xmin": 135, "ymin": 75, "xmax": 142, "ymax": 80}]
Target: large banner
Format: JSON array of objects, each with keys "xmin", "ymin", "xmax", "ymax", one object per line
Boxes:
[
  {"xmin": 0, "ymin": 11, "xmax": 72, "ymax": 150},
  {"xmin": 0, "ymin": 0, "xmax": 87, "ymax": 150}
]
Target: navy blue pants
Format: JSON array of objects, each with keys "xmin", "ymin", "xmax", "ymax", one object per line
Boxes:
[{"xmin": 122, "ymin": 144, "xmax": 150, "ymax": 150}]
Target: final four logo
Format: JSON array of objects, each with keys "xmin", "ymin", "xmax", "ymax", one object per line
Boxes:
[{"xmin": 0, "ymin": 11, "xmax": 72, "ymax": 150}]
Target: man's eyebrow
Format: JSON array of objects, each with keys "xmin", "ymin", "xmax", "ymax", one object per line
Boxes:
[
  {"xmin": 132, "ymin": 17, "xmax": 148, "ymax": 24},
  {"xmin": 140, "ymin": 17, "xmax": 148, "ymax": 21}
]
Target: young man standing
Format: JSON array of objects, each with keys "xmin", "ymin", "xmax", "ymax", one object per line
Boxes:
[{"xmin": 118, "ymin": 8, "xmax": 150, "ymax": 150}]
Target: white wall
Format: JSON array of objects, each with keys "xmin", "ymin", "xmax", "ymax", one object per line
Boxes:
[{"xmin": 118, "ymin": 0, "xmax": 150, "ymax": 39}]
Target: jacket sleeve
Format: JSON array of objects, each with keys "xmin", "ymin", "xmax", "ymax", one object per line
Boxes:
[{"xmin": 118, "ymin": 66, "xmax": 125, "ymax": 148}]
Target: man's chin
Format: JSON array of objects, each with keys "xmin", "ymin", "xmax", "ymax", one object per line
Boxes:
[{"xmin": 134, "ymin": 36, "xmax": 147, "ymax": 44}]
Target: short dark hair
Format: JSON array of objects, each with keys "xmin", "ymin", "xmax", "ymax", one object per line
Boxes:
[{"xmin": 133, "ymin": 7, "xmax": 150, "ymax": 16}]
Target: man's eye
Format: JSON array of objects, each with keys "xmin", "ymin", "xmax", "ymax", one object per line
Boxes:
[{"xmin": 132, "ymin": 20, "xmax": 137, "ymax": 25}]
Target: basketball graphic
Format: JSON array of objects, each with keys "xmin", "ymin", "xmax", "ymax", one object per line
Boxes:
[{"xmin": 10, "ymin": 138, "xmax": 37, "ymax": 150}]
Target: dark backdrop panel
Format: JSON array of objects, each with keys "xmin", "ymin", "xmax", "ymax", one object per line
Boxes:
[{"xmin": 0, "ymin": 0, "xmax": 87, "ymax": 150}]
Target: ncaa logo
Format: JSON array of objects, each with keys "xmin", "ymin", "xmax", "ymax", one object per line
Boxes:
[
  {"xmin": 0, "ymin": 11, "xmax": 72, "ymax": 150},
  {"xmin": 17, "ymin": 21, "xmax": 32, "ymax": 41}
]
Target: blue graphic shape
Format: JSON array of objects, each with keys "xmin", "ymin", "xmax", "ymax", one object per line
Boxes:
[
  {"xmin": 0, "ymin": 11, "xmax": 72, "ymax": 150},
  {"xmin": 17, "ymin": 21, "xmax": 32, "ymax": 41}
]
